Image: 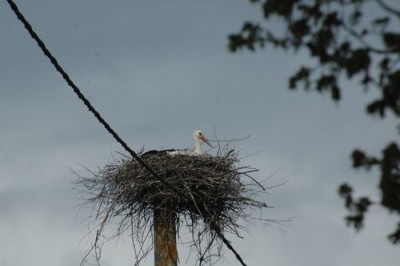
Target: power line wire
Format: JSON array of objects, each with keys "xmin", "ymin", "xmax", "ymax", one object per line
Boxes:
[{"xmin": 5, "ymin": 0, "xmax": 176, "ymax": 191}]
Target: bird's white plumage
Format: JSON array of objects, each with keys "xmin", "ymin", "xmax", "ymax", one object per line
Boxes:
[
  {"xmin": 166, "ymin": 149, "xmax": 198, "ymax": 156},
  {"xmin": 141, "ymin": 130, "xmax": 212, "ymax": 157},
  {"xmin": 167, "ymin": 130, "xmax": 212, "ymax": 156}
]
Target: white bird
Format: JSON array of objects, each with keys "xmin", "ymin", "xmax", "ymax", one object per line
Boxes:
[
  {"xmin": 168, "ymin": 130, "xmax": 212, "ymax": 156},
  {"xmin": 142, "ymin": 130, "xmax": 213, "ymax": 157}
]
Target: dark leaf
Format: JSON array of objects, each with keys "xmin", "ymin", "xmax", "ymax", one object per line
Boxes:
[
  {"xmin": 331, "ymin": 85, "xmax": 341, "ymax": 101},
  {"xmin": 338, "ymin": 183, "xmax": 353, "ymax": 196},
  {"xmin": 306, "ymin": 40, "xmax": 331, "ymax": 63},
  {"xmin": 379, "ymin": 57, "xmax": 390, "ymax": 71},
  {"xmin": 380, "ymin": 143, "xmax": 400, "ymax": 213},
  {"xmin": 361, "ymin": 73, "xmax": 373, "ymax": 85},
  {"xmin": 344, "ymin": 49, "xmax": 370, "ymax": 78},
  {"xmin": 262, "ymin": 0, "xmax": 299, "ymax": 18},
  {"xmin": 289, "ymin": 66, "xmax": 311, "ymax": 89},
  {"xmin": 351, "ymin": 149, "xmax": 379, "ymax": 169},
  {"xmin": 372, "ymin": 16, "xmax": 389, "ymax": 27},
  {"xmin": 345, "ymin": 214, "xmax": 364, "ymax": 230},
  {"xmin": 228, "ymin": 22, "xmax": 264, "ymax": 52},
  {"xmin": 344, "ymin": 196, "xmax": 372, "ymax": 231},
  {"xmin": 383, "ymin": 32, "xmax": 400, "ymax": 50},
  {"xmin": 388, "ymin": 223, "xmax": 400, "ymax": 244},
  {"xmin": 369, "ymin": 70, "xmax": 400, "ymax": 117},
  {"xmin": 323, "ymin": 12, "xmax": 341, "ymax": 27},
  {"xmin": 361, "ymin": 28, "xmax": 368, "ymax": 36},
  {"xmin": 367, "ymin": 99, "xmax": 385, "ymax": 117},
  {"xmin": 316, "ymin": 74, "xmax": 335, "ymax": 92},
  {"xmin": 349, "ymin": 9, "xmax": 362, "ymax": 25},
  {"xmin": 289, "ymin": 18, "xmax": 310, "ymax": 40},
  {"xmin": 388, "ymin": 70, "xmax": 400, "ymax": 86},
  {"xmin": 338, "ymin": 183, "xmax": 353, "ymax": 209},
  {"xmin": 356, "ymin": 197, "xmax": 372, "ymax": 213},
  {"xmin": 297, "ymin": 3, "xmax": 323, "ymax": 21}
]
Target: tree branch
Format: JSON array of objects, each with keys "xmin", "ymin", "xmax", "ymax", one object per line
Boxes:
[
  {"xmin": 374, "ymin": 0, "xmax": 400, "ymax": 20},
  {"xmin": 341, "ymin": 21, "xmax": 400, "ymax": 54}
]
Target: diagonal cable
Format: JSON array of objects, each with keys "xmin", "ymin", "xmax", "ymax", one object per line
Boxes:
[{"xmin": 5, "ymin": 0, "xmax": 175, "ymax": 191}]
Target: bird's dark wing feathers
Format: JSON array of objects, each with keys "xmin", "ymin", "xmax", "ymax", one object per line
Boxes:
[{"xmin": 141, "ymin": 149, "xmax": 177, "ymax": 158}]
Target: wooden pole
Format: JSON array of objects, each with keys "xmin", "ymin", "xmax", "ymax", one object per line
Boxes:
[{"xmin": 154, "ymin": 209, "xmax": 178, "ymax": 266}]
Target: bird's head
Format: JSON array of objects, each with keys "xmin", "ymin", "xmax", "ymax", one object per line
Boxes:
[{"xmin": 193, "ymin": 130, "xmax": 213, "ymax": 148}]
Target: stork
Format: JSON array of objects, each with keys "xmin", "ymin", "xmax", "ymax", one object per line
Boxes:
[
  {"xmin": 168, "ymin": 130, "xmax": 212, "ymax": 156},
  {"xmin": 142, "ymin": 130, "xmax": 212, "ymax": 157}
]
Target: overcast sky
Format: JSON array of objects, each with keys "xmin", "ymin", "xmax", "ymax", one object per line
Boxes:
[{"xmin": 1, "ymin": 1, "xmax": 399, "ymax": 265}]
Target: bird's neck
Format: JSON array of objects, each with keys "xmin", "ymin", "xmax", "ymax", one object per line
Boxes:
[{"xmin": 194, "ymin": 139, "xmax": 202, "ymax": 155}]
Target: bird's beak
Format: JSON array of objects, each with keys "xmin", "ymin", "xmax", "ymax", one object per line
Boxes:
[{"xmin": 200, "ymin": 135, "xmax": 213, "ymax": 148}]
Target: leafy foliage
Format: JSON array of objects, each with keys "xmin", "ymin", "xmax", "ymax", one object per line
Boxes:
[
  {"xmin": 341, "ymin": 143, "xmax": 400, "ymax": 243},
  {"xmin": 229, "ymin": 0, "xmax": 400, "ymax": 244}
]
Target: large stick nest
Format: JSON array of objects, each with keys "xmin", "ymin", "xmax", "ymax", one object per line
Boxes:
[{"xmin": 77, "ymin": 150, "xmax": 269, "ymax": 265}]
